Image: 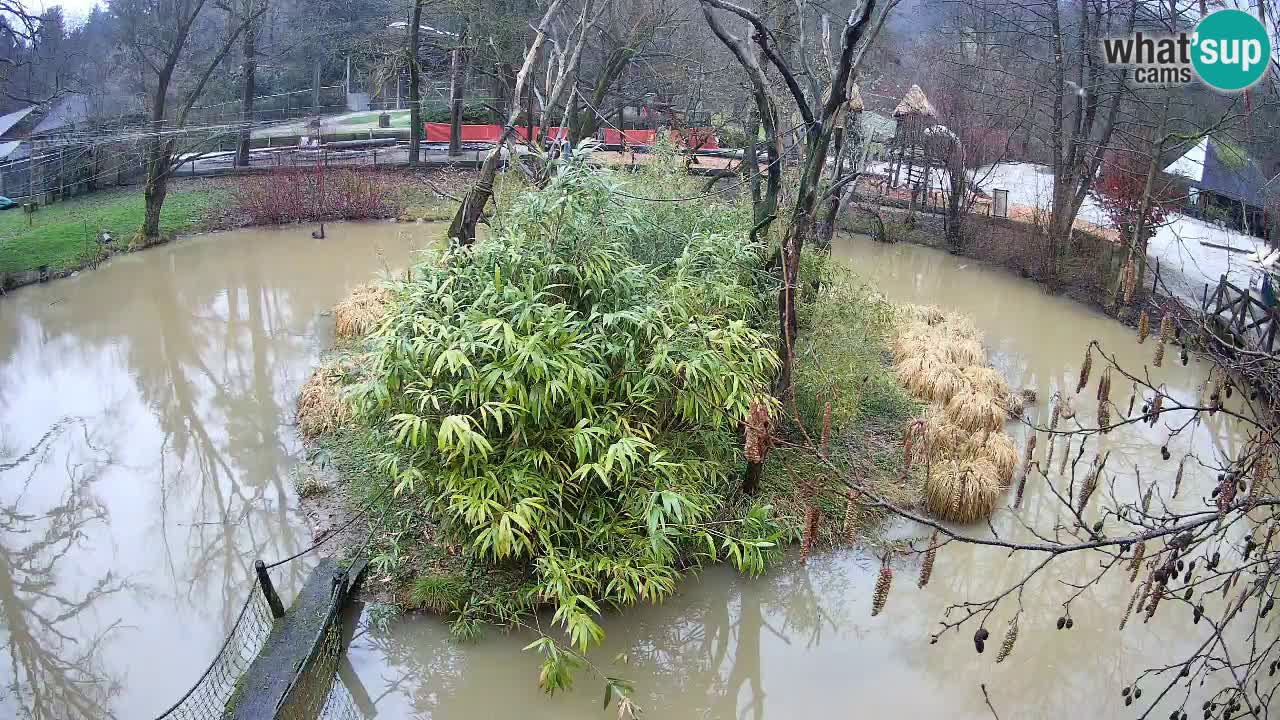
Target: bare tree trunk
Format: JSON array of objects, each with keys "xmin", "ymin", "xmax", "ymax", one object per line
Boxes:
[
  {"xmin": 448, "ymin": 0, "xmax": 564, "ymax": 245},
  {"xmin": 447, "ymin": 26, "xmax": 468, "ymax": 157},
  {"xmin": 312, "ymin": 55, "xmax": 322, "ymax": 111},
  {"xmin": 236, "ymin": 15, "xmax": 258, "ymax": 168},
  {"xmin": 407, "ymin": 0, "xmax": 422, "ymax": 166}
]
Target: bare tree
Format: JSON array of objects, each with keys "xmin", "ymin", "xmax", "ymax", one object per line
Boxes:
[
  {"xmin": 234, "ymin": 0, "xmax": 266, "ymax": 167},
  {"xmin": 700, "ymin": 0, "xmax": 894, "ymax": 418},
  {"xmin": 407, "ymin": 0, "xmax": 423, "ymax": 166},
  {"xmin": 447, "ymin": 20, "xmax": 469, "ymax": 157},
  {"xmin": 114, "ymin": 0, "xmax": 266, "ymax": 245},
  {"xmin": 448, "ymin": 0, "xmax": 564, "ymax": 245}
]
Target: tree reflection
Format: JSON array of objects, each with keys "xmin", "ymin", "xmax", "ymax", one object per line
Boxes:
[{"xmin": 0, "ymin": 420, "xmax": 125, "ymax": 719}]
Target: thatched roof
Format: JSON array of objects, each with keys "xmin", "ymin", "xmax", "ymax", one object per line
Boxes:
[
  {"xmin": 847, "ymin": 84, "xmax": 865, "ymax": 114},
  {"xmin": 893, "ymin": 84, "xmax": 936, "ymax": 119}
]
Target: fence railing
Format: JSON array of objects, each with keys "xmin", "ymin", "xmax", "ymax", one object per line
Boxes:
[{"xmin": 1201, "ymin": 274, "xmax": 1280, "ymax": 353}]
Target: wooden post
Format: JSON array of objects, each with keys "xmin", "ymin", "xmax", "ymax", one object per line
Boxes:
[{"xmin": 255, "ymin": 559, "xmax": 286, "ymax": 618}]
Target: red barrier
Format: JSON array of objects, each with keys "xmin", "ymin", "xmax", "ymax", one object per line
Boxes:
[
  {"xmin": 543, "ymin": 126, "xmax": 569, "ymax": 141},
  {"xmin": 424, "ymin": 122, "xmax": 503, "ymax": 144},
  {"xmin": 604, "ymin": 129, "xmax": 659, "ymax": 147}
]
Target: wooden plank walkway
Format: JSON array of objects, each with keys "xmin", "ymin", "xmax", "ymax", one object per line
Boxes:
[{"xmin": 230, "ymin": 558, "xmax": 367, "ymax": 720}]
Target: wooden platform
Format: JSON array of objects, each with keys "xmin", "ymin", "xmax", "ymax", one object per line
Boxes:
[{"xmin": 230, "ymin": 558, "xmax": 367, "ymax": 720}]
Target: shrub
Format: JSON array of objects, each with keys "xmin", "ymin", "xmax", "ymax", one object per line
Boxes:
[
  {"xmin": 236, "ymin": 168, "xmax": 404, "ymax": 225},
  {"xmin": 351, "ymin": 158, "xmax": 785, "ymax": 688}
]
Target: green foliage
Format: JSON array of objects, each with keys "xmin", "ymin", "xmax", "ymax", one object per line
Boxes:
[
  {"xmin": 409, "ymin": 573, "xmax": 469, "ymax": 613},
  {"xmin": 353, "ymin": 157, "xmax": 786, "ymax": 678},
  {"xmin": 753, "ymin": 260, "xmax": 923, "ymax": 545},
  {"xmin": 792, "ymin": 258, "xmax": 913, "ymax": 436},
  {"xmin": 0, "ymin": 185, "xmax": 223, "ymax": 276}
]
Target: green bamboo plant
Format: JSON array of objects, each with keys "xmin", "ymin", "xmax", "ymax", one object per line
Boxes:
[{"xmin": 353, "ymin": 158, "xmax": 786, "ymax": 690}]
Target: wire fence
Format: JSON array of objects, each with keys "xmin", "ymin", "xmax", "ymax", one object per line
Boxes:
[{"xmin": 152, "ymin": 577, "xmax": 277, "ymax": 720}]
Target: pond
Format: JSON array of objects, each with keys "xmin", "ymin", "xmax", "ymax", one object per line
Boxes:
[
  {"xmin": 0, "ymin": 221, "xmax": 436, "ymax": 719},
  {"xmin": 0, "ymin": 225, "xmax": 1248, "ymax": 719}
]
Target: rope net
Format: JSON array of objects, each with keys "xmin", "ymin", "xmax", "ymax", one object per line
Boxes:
[{"xmin": 153, "ymin": 578, "xmax": 276, "ymax": 720}]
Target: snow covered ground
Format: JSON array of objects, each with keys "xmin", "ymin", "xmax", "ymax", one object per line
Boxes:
[{"xmin": 864, "ymin": 159, "xmax": 1272, "ymax": 306}]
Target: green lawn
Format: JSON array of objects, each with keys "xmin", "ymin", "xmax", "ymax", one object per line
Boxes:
[{"xmin": 0, "ymin": 186, "xmax": 223, "ymax": 276}]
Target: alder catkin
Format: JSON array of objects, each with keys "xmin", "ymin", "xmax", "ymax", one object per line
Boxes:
[
  {"xmin": 1149, "ymin": 390, "xmax": 1164, "ymax": 425},
  {"xmin": 1077, "ymin": 345, "xmax": 1093, "ymax": 394},
  {"xmin": 919, "ymin": 530, "xmax": 939, "ymax": 588},
  {"xmin": 871, "ymin": 559, "xmax": 893, "ymax": 616},
  {"xmin": 800, "ymin": 505, "xmax": 821, "ymax": 565},
  {"xmin": 1137, "ymin": 310, "xmax": 1150, "ymax": 344},
  {"xmin": 1014, "ymin": 434, "xmax": 1037, "ymax": 508},
  {"xmin": 1129, "ymin": 541, "xmax": 1146, "ymax": 582},
  {"xmin": 1173, "ymin": 456, "xmax": 1186, "ymax": 498},
  {"xmin": 1120, "ymin": 583, "xmax": 1142, "ymax": 630},
  {"xmin": 1059, "ymin": 434, "xmax": 1072, "ymax": 476},
  {"xmin": 1122, "ymin": 257, "xmax": 1138, "ymax": 305},
  {"xmin": 1153, "ymin": 314, "xmax": 1173, "ymax": 367},
  {"xmin": 1077, "ymin": 459, "xmax": 1100, "ymax": 514},
  {"xmin": 1144, "ymin": 579, "xmax": 1164, "ymax": 623},
  {"xmin": 1046, "ymin": 397, "xmax": 1062, "ymax": 468},
  {"xmin": 996, "ymin": 616, "xmax": 1019, "ymax": 663},
  {"xmin": 843, "ymin": 490, "xmax": 860, "ymax": 544}
]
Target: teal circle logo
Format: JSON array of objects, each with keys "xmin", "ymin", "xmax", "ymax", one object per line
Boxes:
[{"xmin": 1192, "ymin": 9, "xmax": 1271, "ymax": 92}]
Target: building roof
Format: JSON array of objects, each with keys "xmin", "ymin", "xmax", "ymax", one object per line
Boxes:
[
  {"xmin": 31, "ymin": 94, "xmax": 90, "ymax": 135},
  {"xmin": 0, "ymin": 106, "xmax": 36, "ymax": 139},
  {"xmin": 893, "ymin": 85, "xmax": 936, "ymax": 118},
  {"xmin": 1164, "ymin": 136, "xmax": 1268, "ymax": 208}
]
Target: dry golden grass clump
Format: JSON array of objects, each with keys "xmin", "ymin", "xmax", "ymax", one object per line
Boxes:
[
  {"xmin": 939, "ymin": 314, "xmax": 982, "ymax": 343},
  {"xmin": 922, "ymin": 406, "xmax": 968, "ymax": 455},
  {"xmin": 896, "ymin": 357, "xmax": 968, "ymax": 404},
  {"xmin": 925, "ymin": 458, "xmax": 1005, "ymax": 523},
  {"xmin": 898, "ymin": 304, "xmax": 947, "ymax": 327},
  {"xmin": 893, "ymin": 303, "xmax": 1018, "ymax": 523},
  {"xmin": 297, "ymin": 365, "xmax": 353, "ymax": 438},
  {"xmin": 962, "ymin": 366, "xmax": 1011, "ymax": 400},
  {"xmin": 333, "ymin": 283, "xmax": 393, "ymax": 340},
  {"xmin": 939, "ymin": 337, "xmax": 987, "ymax": 367},
  {"xmin": 944, "ymin": 391, "xmax": 1007, "ymax": 434},
  {"xmin": 959, "ymin": 431, "xmax": 1018, "ymax": 486}
]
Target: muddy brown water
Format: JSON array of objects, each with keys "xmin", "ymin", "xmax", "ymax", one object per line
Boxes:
[
  {"xmin": 0, "ymin": 221, "xmax": 438, "ymax": 719},
  {"xmin": 0, "ymin": 226, "xmax": 1251, "ymax": 719},
  {"xmin": 338, "ymin": 233, "xmax": 1251, "ymax": 719}
]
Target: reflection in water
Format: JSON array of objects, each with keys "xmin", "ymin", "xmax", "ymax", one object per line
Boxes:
[
  {"xmin": 0, "ymin": 222, "xmax": 437, "ymax": 718},
  {"xmin": 0, "ymin": 419, "xmax": 123, "ymax": 719},
  {"xmin": 344, "ymin": 234, "xmax": 1250, "ymax": 719}
]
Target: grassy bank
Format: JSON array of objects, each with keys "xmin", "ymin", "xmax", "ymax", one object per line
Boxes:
[
  {"xmin": 0, "ymin": 169, "xmax": 467, "ymax": 288},
  {"xmin": 0, "ymin": 184, "xmax": 226, "ymax": 276}
]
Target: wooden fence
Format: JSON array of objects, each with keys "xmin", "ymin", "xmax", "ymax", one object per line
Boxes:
[{"xmin": 1200, "ymin": 274, "xmax": 1279, "ymax": 354}]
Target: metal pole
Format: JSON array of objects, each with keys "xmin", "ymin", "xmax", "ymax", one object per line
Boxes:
[{"xmin": 255, "ymin": 559, "xmax": 286, "ymax": 618}]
